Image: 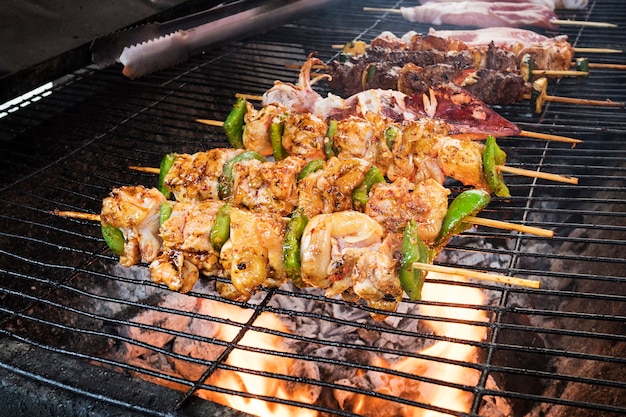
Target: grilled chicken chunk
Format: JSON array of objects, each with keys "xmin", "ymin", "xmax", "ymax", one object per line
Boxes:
[
  {"xmin": 297, "ymin": 157, "xmax": 372, "ymax": 218},
  {"xmin": 101, "ymin": 185, "xmax": 166, "ymax": 267},
  {"xmin": 366, "ymin": 178, "xmax": 450, "ymax": 245},
  {"xmin": 164, "ymin": 148, "xmax": 244, "ymax": 202},
  {"xmin": 231, "ymin": 156, "xmax": 307, "ymax": 216},
  {"xmin": 218, "ymin": 208, "xmax": 288, "ymax": 301},
  {"xmin": 149, "ymin": 200, "xmax": 224, "ymax": 293}
]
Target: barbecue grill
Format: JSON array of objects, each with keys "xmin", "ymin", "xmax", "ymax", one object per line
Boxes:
[{"xmin": 1, "ymin": 0, "xmax": 625, "ymax": 416}]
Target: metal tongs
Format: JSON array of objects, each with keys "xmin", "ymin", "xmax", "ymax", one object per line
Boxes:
[{"xmin": 90, "ymin": 0, "xmax": 339, "ymax": 79}]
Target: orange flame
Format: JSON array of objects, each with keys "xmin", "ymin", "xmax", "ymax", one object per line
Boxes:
[
  {"xmin": 119, "ymin": 272, "xmax": 488, "ymax": 417},
  {"xmin": 333, "ymin": 272, "xmax": 488, "ymax": 416}
]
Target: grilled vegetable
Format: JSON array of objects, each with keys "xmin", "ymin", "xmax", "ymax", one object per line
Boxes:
[
  {"xmin": 270, "ymin": 115, "xmax": 288, "ymax": 161},
  {"xmin": 223, "ymin": 97, "xmax": 247, "ymax": 149},
  {"xmin": 324, "ymin": 119, "xmax": 339, "ymax": 158},
  {"xmin": 399, "ymin": 220, "xmax": 429, "ymax": 300},
  {"xmin": 384, "ymin": 125, "xmax": 399, "ymax": 149},
  {"xmin": 575, "ymin": 57, "xmax": 590, "ymax": 78},
  {"xmin": 283, "ymin": 208, "xmax": 309, "ymax": 287},
  {"xmin": 520, "ymin": 54, "xmax": 535, "ymax": 82},
  {"xmin": 101, "ymin": 224, "xmax": 125, "ymax": 256},
  {"xmin": 435, "ymin": 189, "xmax": 491, "ymax": 247},
  {"xmin": 352, "ymin": 165, "xmax": 386, "ymax": 211},
  {"xmin": 210, "ymin": 203, "xmax": 231, "ymax": 251},
  {"xmin": 159, "ymin": 202, "xmax": 172, "ymax": 225},
  {"xmin": 483, "ymin": 135, "xmax": 510, "ymax": 198},
  {"xmin": 530, "ymin": 77, "xmax": 548, "ymax": 114},
  {"xmin": 297, "ymin": 159, "xmax": 325, "ymax": 180},
  {"xmin": 218, "ymin": 151, "xmax": 265, "ymax": 199},
  {"xmin": 158, "ymin": 153, "xmax": 177, "ymax": 198}
]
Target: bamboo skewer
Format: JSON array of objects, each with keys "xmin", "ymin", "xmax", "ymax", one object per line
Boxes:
[
  {"xmin": 51, "ymin": 209, "xmax": 542, "ymax": 289},
  {"xmin": 465, "ymin": 216, "xmax": 554, "ymax": 238},
  {"xmin": 497, "ymin": 165, "xmax": 578, "ymax": 185},
  {"xmin": 53, "ymin": 204, "xmax": 554, "ymax": 239},
  {"xmin": 332, "ymin": 43, "xmax": 624, "ymax": 56},
  {"xmin": 52, "ymin": 210, "xmax": 101, "ymax": 222},
  {"xmin": 412, "ymin": 262, "xmax": 541, "ymax": 289},
  {"xmin": 522, "ymin": 93, "xmax": 625, "ymax": 108},
  {"xmin": 128, "ymin": 160, "xmax": 576, "ymax": 187},
  {"xmin": 518, "ymin": 130, "xmax": 581, "ymax": 144},
  {"xmin": 128, "ymin": 166, "xmax": 160, "ymax": 174},
  {"xmin": 196, "ymin": 117, "xmax": 583, "ymax": 145},
  {"xmin": 289, "ymin": 60, "xmax": 590, "ymax": 79},
  {"xmin": 572, "ymin": 62, "xmax": 626, "ymax": 70},
  {"xmin": 362, "ymin": 7, "xmax": 617, "ymax": 28},
  {"xmin": 574, "ymin": 47, "xmax": 623, "ymax": 54}
]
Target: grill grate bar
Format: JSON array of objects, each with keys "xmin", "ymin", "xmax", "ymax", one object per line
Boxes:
[{"xmin": 1, "ymin": 0, "xmax": 625, "ymax": 416}]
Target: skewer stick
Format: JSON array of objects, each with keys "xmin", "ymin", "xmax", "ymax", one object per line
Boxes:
[
  {"xmin": 412, "ymin": 262, "xmax": 541, "ymax": 289},
  {"xmin": 196, "ymin": 118, "xmax": 224, "ymax": 127},
  {"xmin": 523, "ymin": 93, "xmax": 625, "ymax": 108},
  {"xmin": 497, "ymin": 165, "xmax": 578, "ymax": 184},
  {"xmin": 465, "ymin": 216, "xmax": 554, "ymax": 238},
  {"xmin": 572, "ymin": 62, "xmax": 626, "ymax": 70},
  {"xmin": 52, "ymin": 210, "xmax": 101, "ymax": 222},
  {"xmin": 574, "ymin": 47, "xmax": 623, "ymax": 54},
  {"xmin": 53, "ymin": 203, "xmax": 553, "ymax": 239},
  {"xmin": 332, "ymin": 43, "xmax": 623, "ymax": 56},
  {"xmin": 128, "ymin": 165, "xmax": 160, "ymax": 174},
  {"xmin": 497, "ymin": 165, "xmax": 578, "ymax": 185},
  {"xmin": 518, "ymin": 130, "xmax": 582, "ymax": 144},
  {"xmin": 550, "ymin": 19, "xmax": 617, "ymax": 28},
  {"xmin": 362, "ymin": 7, "xmax": 616, "ymax": 28},
  {"xmin": 236, "ymin": 93, "xmax": 265, "ymax": 101},
  {"xmin": 51, "ymin": 210, "xmax": 542, "ymax": 289}
]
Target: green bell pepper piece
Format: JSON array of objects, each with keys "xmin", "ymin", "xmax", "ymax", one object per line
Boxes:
[
  {"xmin": 435, "ymin": 189, "xmax": 491, "ymax": 247},
  {"xmin": 218, "ymin": 151, "xmax": 265, "ymax": 199},
  {"xmin": 399, "ymin": 220, "xmax": 429, "ymax": 300},
  {"xmin": 158, "ymin": 153, "xmax": 177, "ymax": 198},
  {"xmin": 352, "ymin": 166, "xmax": 385, "ymax": 211},
  {"xmin": 210, "ymin": 203, "xmax": 231, "ymax": 251},
  {"xmin": 483, "ymin": 135, "xmax": 510, "ymax": 198},
  {"xmin": 223, "ymin": 97, "xmax": 247, "ymax": 149},
  {"xmin": 283, "ymin": 208, "xmax": 309, "ymax": 287},
  {"xmin": 101, "ymin": 224, "xmax": 125, "ymax": 256}
]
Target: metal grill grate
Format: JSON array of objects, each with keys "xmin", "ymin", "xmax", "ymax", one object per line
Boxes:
[{"xmin": 1, "ymin": 0, "xmax": 625, "ymax": 416}]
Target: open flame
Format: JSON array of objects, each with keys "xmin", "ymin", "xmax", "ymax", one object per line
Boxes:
[{"xmin": 112, "ymin": 272, "xmax": 488, "ymax": 416}]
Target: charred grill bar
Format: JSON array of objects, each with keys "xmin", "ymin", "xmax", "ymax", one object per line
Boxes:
[{"xmin": 0, "ymin": 0, "xmax": 625, "ymax": 416}]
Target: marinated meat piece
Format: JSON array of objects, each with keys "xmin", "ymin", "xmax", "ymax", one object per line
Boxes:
[
  {"xmin": 398, "ymin": 2, "xmax": 558, "ymax": 30},
  {"xmin": 297, "ymin": 157, "xmax": 372, "ymax": 218},
  {"xmin": 281, "ymin": 112, "xmax": 328, "ymax": 161},
  {"xmin": 218, "ymin": 208, "xmax": 287, "ymax": 301},
  {"xmin": 164, "ymin": 149, "xmax": 244, "ymax": 202},
  {"xmin": 101, "ymin": 185, "xmax": 166, "ymax": 267},
  {"xmin": 366, "ymin": 178, "xmax": 450, "ymax": 244},
  {"xmin": 243, "ymin": 101, "xmax": 287, "ymax": 156},
  {"xmin": 299, "ymin": 211, "xmax": 402, "ymax": 313},
  {"xmin": 231, "ymin": 156, "xmax": 307, "ymax": 216},
  {"xmin": 149, "ymin": 200, "xmax": 224, "ymax": 292}
]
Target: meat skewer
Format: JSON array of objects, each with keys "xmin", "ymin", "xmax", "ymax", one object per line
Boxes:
[
  {"xmin": 53, "ymin": 181, "xmax": 541, "ymax": 316},
  {"xmin": 191, "ymin": 105, "xmax": 578, "ymax": 189},
  {"xmin": 363, "ymin": 3, "xmax": 617, "ymax": 29},
  {"xmin": 325, "ymin": 32, "xmax": 624, "ymax": 109},
  {"xmin": 415, "ymin": 0, "xmax": 589, "ymax": 10}
]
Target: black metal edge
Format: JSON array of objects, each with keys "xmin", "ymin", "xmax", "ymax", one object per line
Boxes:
[
  {"xmin": 0, "ymin": 336, "xmax": 252, "ymax": 417},
  {"xmin": 0, "ymin": 0, "xmax": 225, "ymax": 104}
]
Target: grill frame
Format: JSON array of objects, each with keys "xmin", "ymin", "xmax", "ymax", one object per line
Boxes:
[{"xmin": 1, "ymin": 0, "xmax": 626, "ymax": 416}]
